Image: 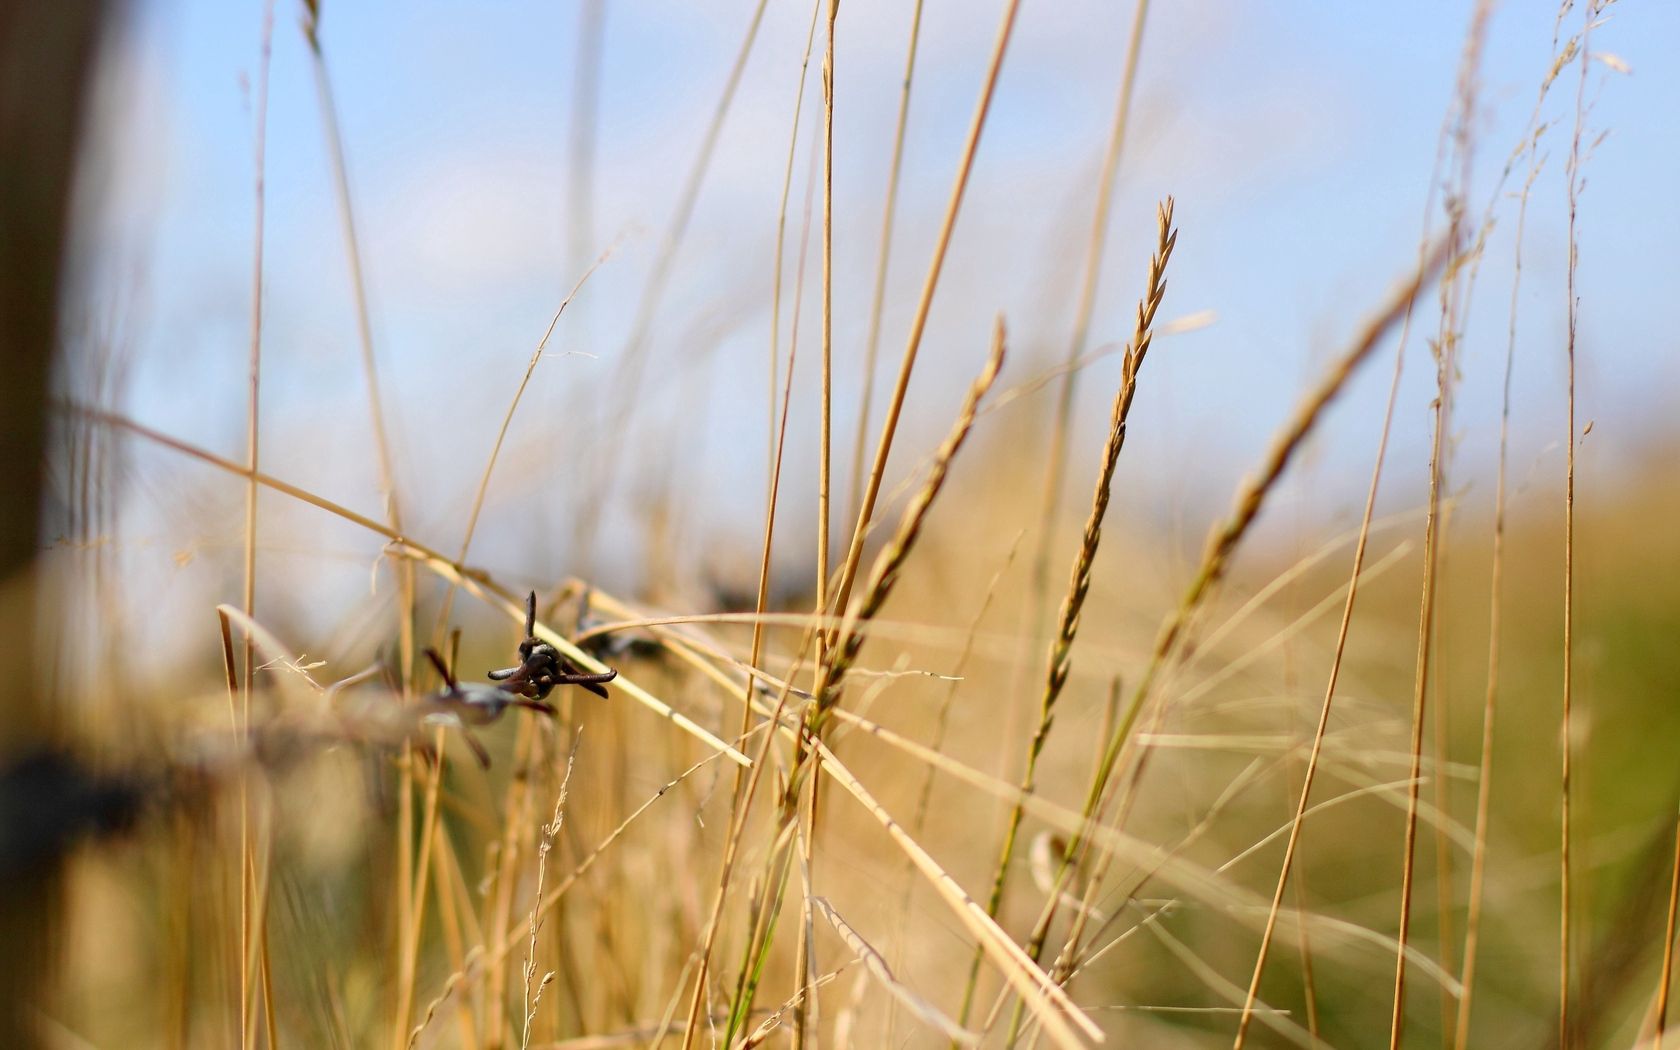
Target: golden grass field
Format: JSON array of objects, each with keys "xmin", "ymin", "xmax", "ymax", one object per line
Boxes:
[{"xmin": 12, "ymin": 0, "xmax": 1680, "ymax": 1047}]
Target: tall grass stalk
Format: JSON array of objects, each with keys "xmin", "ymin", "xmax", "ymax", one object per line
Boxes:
[
  {"xmin": 847, "ymin": 0, "xmax": 926, "ymax": 521},
  {"xmin": 722, "ymin": 321, "xmax": 1005, "ymax": 1048},
  {"xmin": 740, "ymin": 0, "xmax": 821, "ymax": 808},
  {"xmin": 1027, "ymin": 0, "xmax": 1152, "ymax": 691},
  {"xmin": 298, "ymin": 8, "xmax": 429, "ymax": 1041},
  {"xmin": 1658, "ymin": 807, "xmax": 1680, "ymax": 1046},
  {"xmin": 1559, "ymin": 5, "xmax": 1605, "ymax": 1043},
  {"xmin": 1015, "ymin": 241, "xmax": 1451, "ymax": 1032},
  {"xmin": 1386, "ymin": 205, "xmax": 1463, "ymax": 1050},
  {"xmin": 826, "ymin": 0, "xmax": 1021, "ymax": 635},
  {"xmin": 576, "ymin": 0, "xmax": 770, "ymax": 566},
  {"xmin": 888, "ymin": 531, "xmax": 1023, "ymax": 1045},
  {"xmin": 1456, "ymin": 28, "xmax": 1558, "ymax": 1042},
  {"xmin": 959, "ymin": 196, "xmax": 1175, "ymax": 1036},
  {"xmin": 1223, "ymin": 237, "xmax": 1440, "ymax": 1048},
  {"xmin": 238, "ymin": 5, "xmax": 275, "ymax": 1046},
  {"xmin": 1387, "ymin": 6, "xmax": 1492, "ymax": 1043},
  {"xmin": 797, "ymin": 4, "xmax": 841, "ymax": 1036}
]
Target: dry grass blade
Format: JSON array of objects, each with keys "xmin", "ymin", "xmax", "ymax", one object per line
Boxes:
[
  {"xmin": 78, "ymin": 406, "xmax": 429, "ymax": 547},
  {"xmin": 522, "ymin": 740, "xmax": 579, "ymax": 1049},
  {"xmin": 713, "ymin": 319, "xmax": 1004, "ymax": 1048},
  {"xmin": 732, "ymin": 968, "xmax": 846, "ymax": 1050},
  {"xmin": 452, "ymin": 253, "xmax": 610, "ymax": 584},
  {"xmin": 828, "ymin": 0, "xmax": 1022, "ymax": 633},
  {"xmin": 1659, "ymin": 806, "xmax": 1680, "ymax": 1045},
  {"xmin": 739, "ymin": 58, "xmax": 824, "ymax": 810},
  {"xmin": 407, "ymin": 947, "xmax": 484, "ymax": 1050},
  {"xmin": 1233, "ymin": 11, "xmax": 1513, "ymax": 1038},
  {"xmin": 891, "ymin": 528, "xmax": 1025, "ymax": 1042},
  {"xmin": 1559, "ymin": 6, "xmax": 1603, "ymax": 1044},
  {"xmin": 809, "ymin": 739, "xmax": 1103, "ymax": 1049},
  {"xmin": 818, "ymin": 708, "xmax": 1463, "ymax": 994},
  {"xmin": 578, "ymin": 0, "xmax": 771, "ymax": 560},
  {"xmin": 1148, "ymin": 923, "xmax": 1320, "ymax": 1050},
  {"xmin": 1087, "ymin": 235, "xmax": 1452, "ymax": 829},
  {"xmin": 817, "ymin": 0, "xmax": 838, "ymax": 620},
  {"xmin": 1457, "ymin": 22, "xmax": 1559, "ymax": 1041},
  {"xmin": 847, "ymin": 0, "xmax": 926, "ymax": 518},
  {"xmin": 411, "ymin": 744, "xmax": 744, "ymax": 1019},
  {"xmin": 812, "ymin": 318, "xmax": 1006, "ymax": 725},
  {"xmin": 1393, "ymin": 10, "xmax": 1491, "ymax": 1047},
  {"xmin": 809, "ymin": 896, "xmax": 977, "ymax": 1045},
  {"xmin": 963, "ymin": 195, "xmax": 1175, "ymax": 1030},
  {"xmin": 621, "ymin": 602, "xmax": 1473, "ymax": 994},
  {"xmin": 1017, "ymin": 238, "xmax": 1452, "ymax": 1014},
  {"xmin": 801, "ymin": 5, "xmax": 842, "ymax": 1034},
  {"xmin": 238, "ymin": 7, "xmax": 275, "ymax": 1042},
  {"xmin": 412, "ymin": 556, "xmax": 751, "ymax": 767},
  {"xmin": 1027, "ymin": 0, "xmax": 1154, "ymax": 680},
  {"xmin": 71, "ymin": 407, "xmax": 753, "ymax": 768}
]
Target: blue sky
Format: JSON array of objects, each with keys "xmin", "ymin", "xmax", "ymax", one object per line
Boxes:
[{"xmin": 69, "ymin": 0, "xmax": 1680, "ymax": 645}]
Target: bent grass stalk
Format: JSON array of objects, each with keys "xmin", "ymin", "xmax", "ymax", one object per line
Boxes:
[
  {"xmin": 812, "ymin": 896, "xmax": 976, "ymax": 1044},
  {"xmin": 809, "ymin": 737, "xmax": 1101, "ymax": 1050}
]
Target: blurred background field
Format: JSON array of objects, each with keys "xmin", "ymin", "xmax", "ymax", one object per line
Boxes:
[{"xmin": 20, "ymin": 0, "xmax": 1680, "ymax": 1046}]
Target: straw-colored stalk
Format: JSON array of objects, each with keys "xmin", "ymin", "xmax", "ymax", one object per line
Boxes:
[
  {"xmin": 238, "ymin": 6, "xmax": 276, "ymax": 1046},
  {"xmin": 1456, "ymin": 2, "xmax": 1573, "ymax": 1037},
  {"xmin": 959, "ymin": 197, "xmax": 1176, "ymax": 1033},
  {"xmin": 1558, "ymin": 5, "xmax": 1603, "ymax": 1044},
  {"xmin": 846, "ymin": 0, "xmax": 927, "ymax": 520},
  {"xmin": 575, "ymin": 0, "xmax": 770, "ymax": 564},
  {"xmin": 719, "ymin": 320, "xmax": 1005, "ymax": 1045},
  {"xmin": 1027, "ymin": 0, "xmax": 1153, "ymax": 686},
  {"xmin": 811, "ymin": 320, "xmax": 1006, "ymax": 729},
  {"xmin": 826, "ymin": 0, "xmax": 1022, "ymax": 634},
  {"xmin": 1015, "ymin": 239, "xmax": 1452, "ymax": 998},
  {"xmin": 811, "ymin": 897, "xmax": 976, "ymax": 1044}
]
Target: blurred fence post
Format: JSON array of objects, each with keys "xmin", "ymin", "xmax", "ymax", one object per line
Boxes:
[{"xmin": 0, "ymin": 1, "xmax": 107, "ymax": 1044}]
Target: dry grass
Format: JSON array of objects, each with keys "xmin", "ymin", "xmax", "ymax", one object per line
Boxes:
[{"xmin": 29, "ymin": 2, "xmax": 1677, "ymax": 1049}]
